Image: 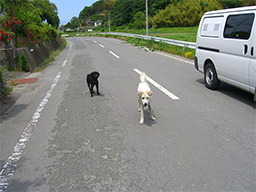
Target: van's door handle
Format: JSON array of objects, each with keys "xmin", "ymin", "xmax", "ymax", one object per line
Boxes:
[
  {"xmin": 244, "ymin": 44, "xmax": 248, "ymax": 54},
  {"xmin": 251, "ymin": 47, "xmax": 254, "ymax": 56}
]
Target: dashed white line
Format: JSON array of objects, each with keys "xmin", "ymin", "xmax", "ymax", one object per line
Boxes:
[
  {"xmin": 62, "ymin": 60, "xmax": 67, "ymax": 67},
  {"xmin": 109, "ymin": 51, "xmax": 120, "ymax": 59},
  {"xmin": 93, "ymin": 40, "xmax": 97, "ymax": 43},
  {"xmin": 99, "ymin": 44, "xmax": 105, "ymax": 48},
  {"xmin": 134, "ymin": 69, "xmax": 180, "ymax": 100}
]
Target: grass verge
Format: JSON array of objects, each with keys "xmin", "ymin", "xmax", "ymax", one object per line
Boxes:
[
  {"xmin": 92, "ymin": 33, "xmax": 195, "ymax": 59},
  {"xmin": 63, "ymin": 27, "xmax": 196, "ymax": 59}
]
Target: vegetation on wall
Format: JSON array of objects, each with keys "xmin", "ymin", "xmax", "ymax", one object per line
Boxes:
[
  {"xmin": 0, "ymin": 0, "xmax": 60, "ymax": 48},
  {"xmin": 0, "ymin": 68, "xmax": 11, "ymax": 101},
  {"xmin": 0, "ymin": 0, "xmax": 61, "ymax": 101},
  {"xmin": 13, "ymin": 54, "xmax": 29, "ymax": 72}
]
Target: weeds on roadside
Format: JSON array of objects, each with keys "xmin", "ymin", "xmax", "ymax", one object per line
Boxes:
[
  {"xmin": 125, "ymin": 36, "xmax": 195, "ymax": 58},
  {"xmin": 8, "ymin": 79, "xmax": 18, "ymax": 86},
  {"xmin": 13, "ymin": 54, "xmax": 29, "ymax": 72},
  {"xmin": 75, "ymin": 26, "xmax": 196, "ymax": 58},
  {"xmin": 0, "ymin": 68, "xmax": 12, "ymax": 101}
]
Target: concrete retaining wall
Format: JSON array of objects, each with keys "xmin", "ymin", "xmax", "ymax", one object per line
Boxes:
[{"xmin": 0, "ymin": 37, "xmax": 63, "ymax": 71}]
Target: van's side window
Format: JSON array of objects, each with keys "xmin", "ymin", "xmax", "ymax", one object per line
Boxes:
[{"xmin": 224, "ymin": 13, "xmax": 254, "ymax": 39}]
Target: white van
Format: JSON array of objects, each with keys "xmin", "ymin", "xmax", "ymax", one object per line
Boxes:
[{"xmin": 194, "ymin": 6, "xmax": 256, "ymax": 98}]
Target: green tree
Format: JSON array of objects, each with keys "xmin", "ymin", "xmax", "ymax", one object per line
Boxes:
[
  {"xmin": 242, "ymin": 0, "xmax": 256, "ymax": 6},
  {"xmin": 0, "ymin": 0, "xmax": 32, "ymax": 15},
  {"xmin": 33, "ymin": 0, "xmax": 60, "ymax": 28},
  {"xmin": 150, "ymin": 0, "xmax": 172, "ymax": 15},
  {"xmin": 1, "ymin": 0, "xmax": 60, "ymax": 49},
  {"xmin": 153, "ymin": 0, "xmax": 222, "ymax": 28},
  {"xmin": 65, "ymin": 16, "xmax": 79, "ymax": 29},
  {"xmin": 79, "ymin": 6, "xmax": 95, "ymax": 18},
  {"xmin": 109, "ymin": 0, "xmax": 173, "ymax": 27},
  {"xmin": 218, "ymin": 0, "xmax": 243, "ymax": 8},
  {"xmin": 103, "ymin": 0, "xmax": 116, "ymax": 10},
  {"xmin": 218, "ymin": 0, "xmax": 256, "ymax": 8},
  {"xmin": 133, "ymin": 11, "xmax": 145, "ymax": 29},
  {"xmin": 204, "ymin": 0, "xmax": 224, "ymax": 12},
  {"xmin": 110, "ymin": 0, "xmax": 135, "ymax": 26}
]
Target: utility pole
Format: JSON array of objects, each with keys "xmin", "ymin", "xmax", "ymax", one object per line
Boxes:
[
  {"xmin": 108, "ymin": 13, "xmax": 111, "ymax": 32},
  {"xmin": 146, "ymin": 0, "xmax": 148, "ymax": 36}
]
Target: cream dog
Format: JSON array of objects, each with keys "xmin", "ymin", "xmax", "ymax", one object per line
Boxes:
[{"xmin": 137, "ymin": 72, "xmax": 156, "ymax": 124}]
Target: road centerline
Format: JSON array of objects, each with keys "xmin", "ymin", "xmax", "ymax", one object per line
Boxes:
[
  {"xmin": 109, "ymin": 51, "xmax": 120, "ymax": 59},
  {"xmin": 134, "ymin": 69, "xmax": 180, "ymax": 100}
]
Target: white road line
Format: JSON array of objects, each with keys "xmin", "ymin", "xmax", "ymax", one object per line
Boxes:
[
  {"xmin": 99, "ymin": 44, "xmax": 105, "ymax": 48},
  {"xmin": 156, "ymin": 51, "xmax": 194, "ymax": 65},
  {"xmin": 93, "ymin": 40, "xmax": 97, "ymax": 43},
  {"xmin": 134, "ymin": 69, "xmax": 180, "ymax": 100},
  {"xmin": 109, "ymin": 51, "xmax": 120, "ymax": 59},
  {"xmin": 62, "ymin": 60, "xmax": 67, "ymax": 67},
  {"xmin": 0, "ymin": 43, "xmax": 72, "ymax": 192}
]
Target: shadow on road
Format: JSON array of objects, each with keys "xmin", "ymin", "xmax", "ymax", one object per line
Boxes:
[{"xmin": 196, "ymin": 78, "xmax": 255, "ymax": 108}]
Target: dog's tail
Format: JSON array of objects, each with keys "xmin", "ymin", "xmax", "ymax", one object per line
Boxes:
[{"xmin": 140, "ymin": 72, "xmax": 147, "ymax": 83}]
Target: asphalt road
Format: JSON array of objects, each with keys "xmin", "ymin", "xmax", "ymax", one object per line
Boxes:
[{"xmin": 0, "ymin": 37, "xmax": 255, "ymax": 191}]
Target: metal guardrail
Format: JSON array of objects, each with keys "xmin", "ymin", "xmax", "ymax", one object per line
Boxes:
[{"xmin": 102, "ymin": 32, "xmax": 196, "ymax": 49}]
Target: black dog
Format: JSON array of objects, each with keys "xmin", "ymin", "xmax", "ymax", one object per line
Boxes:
[{"xmin": 86, "ymin": 71, "xmax": 100, "ymax": 97}]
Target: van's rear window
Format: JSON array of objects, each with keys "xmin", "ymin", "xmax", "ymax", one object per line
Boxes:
[{"xmin": 224, "ymin": 13, "xmax": 254, "ymax": 40}]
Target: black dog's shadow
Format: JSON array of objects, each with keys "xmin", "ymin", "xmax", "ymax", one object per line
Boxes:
[
  {"xmin": 82, "ymin": 91, "xmax": 104, "ymax": 97},
  {"xmin": 92, "ymin": 91, "xmax": 104, "ymax": 97}
]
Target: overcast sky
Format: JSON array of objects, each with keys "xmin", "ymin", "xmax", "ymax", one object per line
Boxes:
[{"xmin": 50, "ymin": 0, "xmax": 98, "ymax": 25}]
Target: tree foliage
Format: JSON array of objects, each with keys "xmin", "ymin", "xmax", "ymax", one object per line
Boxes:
[
  {"xmin": 1, "ymin": 0, "xmax": 60, "ymax": 28},
  {"xmin": 0, "ymin": 0, "xmax": 61, "ymax": 48},
  {"xmin": 217, "ymin": 0, "xmax": 256, "ymax": 8},
  {"xmin": 33, "ymin": 0, "xmax": 60, "ymax": 28},
  {"xmin": 78, "ymin": 0, "xmax": 116, "ymax": 20},
  {"xmin": 153, "ymin": 0, "xmax": 222, "ymax": 28},
  {"xmin": 64, "ymin": 0, "xmax": 256, "ymax": 29}
]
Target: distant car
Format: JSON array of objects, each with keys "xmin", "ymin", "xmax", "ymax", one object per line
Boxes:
[{"xmin": 194, "ymin": 6, "xmax": 256, "ymax": 97}]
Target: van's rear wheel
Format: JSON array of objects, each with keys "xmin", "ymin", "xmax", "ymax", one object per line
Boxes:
[{"xmin": 204, "ymin": 63, "xmax": 220, "ymax": 90}]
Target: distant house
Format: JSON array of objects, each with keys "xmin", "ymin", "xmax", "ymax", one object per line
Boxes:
[
  {"xmin": 86, "ymin": 19, "xmax": 93, "ymax": 25},
  {"xmin": 94, "ymin": 20, "xmax": 102, "ymax": 27},
  {"xmin": 99, "ymin": 13, "xmax": 106, "ymax": 16}
]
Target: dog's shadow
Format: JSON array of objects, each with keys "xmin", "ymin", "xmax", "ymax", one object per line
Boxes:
[
  {"xmin": 141, "ymin": 110, "xmax": 157, "ymax": 127},
  {"xmin": 82, "ymin": 91, "xmax": 105, "ymax": 97},
  {"xmin": 93, "ymin": 92, "xmax": 105, "ymax": 97}
]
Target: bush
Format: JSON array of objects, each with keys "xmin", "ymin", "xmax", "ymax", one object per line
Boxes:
[
  {"xmin": 15, "ymin": 22, "xmax": 61, "ymax": 48},
  {"xmin": 0, "ymin": 68, "xmax": 11, "ymax": 101},
  {"xmin": 153, "ymin": 0, "xmax": 222, "ymax": 28},
  {"xmin": 13, "ymin": 54, "xmax": 29, "ymax": 72}
]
